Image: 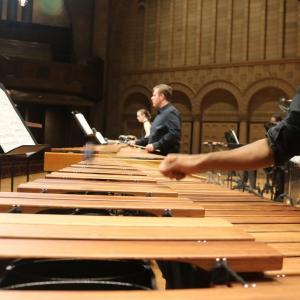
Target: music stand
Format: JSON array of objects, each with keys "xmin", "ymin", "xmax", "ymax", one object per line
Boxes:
[
  {"xmin": 0, "ymin": 84, "xmax": 48, "ymax": 191},
  {"xmin": 224, "ymin": 130, "xmax": 258, "ymax": 193},
  {"xmin": 224, "ymin": 129, "xmax": 240, "ymax": 149},
  {"xmin": 72, "ymin": 111, "xmax": 108, "ymax": 145}
]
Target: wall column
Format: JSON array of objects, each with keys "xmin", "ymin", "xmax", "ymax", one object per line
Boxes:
[
  {"xmin": 7, "ymin": 0, "xmax": 17, "ymax": 21},
  {"xmin": 192, "ymin": 114, "xmax": 201, "ymax": 153},
  {"xmin": 0, "ymin": 0, "xmax": 3, "ymax": 19},
  {"xmin": 297, "ymin": 1, "xmax": 300, "ymax": 57},
  {"xmin": 64, "ymin": 0, "xmax": 94, "ymax": 64},
  {"xmin": 239, "ymin": 112, "xmax": 248, "ymax": 144},
  {"xmin": 21, "ymin": 0, "xmax": 33, "ymax": 22}
]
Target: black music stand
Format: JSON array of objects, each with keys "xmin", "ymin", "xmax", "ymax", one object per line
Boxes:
[
  {"xmin": 224, "ymin": 130, "xmax": 242, "ymax": 189},
  {"xmin": 224, "ymin": 130, "xmax": 258, "ymax": 194},
  {"xmin": 0, "ymin": 83, "xmax": 48, "ymax": 191},
  {"xmin": 0, "ymin": 144, "xmax": 49, "ymax": 191},
  {"xmin": 72, "ymin": 111, "xmax": 108, "ymax": 145}
]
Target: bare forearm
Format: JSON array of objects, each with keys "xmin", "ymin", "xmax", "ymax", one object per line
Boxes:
[
  {"xmin": 195, "ymin": 138, "xmax": 274, "ymax": 172},
  {"xmin": 160, "ymin": 139, "xmax": 275, "ymax": 179}
]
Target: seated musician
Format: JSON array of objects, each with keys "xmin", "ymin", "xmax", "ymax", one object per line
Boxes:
[{"xmin": 160, "ymin": 88, "xmax": 300, "ymax": 179}]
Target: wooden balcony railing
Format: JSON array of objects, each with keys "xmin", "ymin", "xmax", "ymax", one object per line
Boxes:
[{"xmin": 0, "ymin": 56, "xmax": 102, "ymax": 100}]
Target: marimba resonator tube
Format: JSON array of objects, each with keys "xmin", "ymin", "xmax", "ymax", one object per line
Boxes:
[{"xmin": 0, "ymin": 259, "xmax": 155, "ymax": 291}]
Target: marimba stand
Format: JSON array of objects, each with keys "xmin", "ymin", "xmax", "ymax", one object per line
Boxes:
[{"xmin": 0, "ymin": 144, "xmax": 48, "ymax": 192}]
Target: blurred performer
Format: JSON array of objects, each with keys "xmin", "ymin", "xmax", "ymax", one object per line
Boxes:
[
  {"xmin": 270, "ymin": 115, "xmax": 282, "ymax": 124},
  {"xmin": 264, "ymin": 115, "xmax": 284, "ymax": 201},
  {"xmin": 136, "ymin": 109, "xmax": 151, "ymax": 138},
  {"xmin": 136, "ymin": 84, "xmax": 181, "ymax": 155},
  {"xmin": 264, "ymin": 115, "xmax": 282, "ymax": 131},
  {"xmin": 160, "ymin": 88, "xmax": 300, "ymax": 180}
]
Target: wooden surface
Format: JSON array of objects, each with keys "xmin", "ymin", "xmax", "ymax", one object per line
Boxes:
[
  {"xmin": 0, "ymin": 192, "xmax": 205, "ymax": 217},
  {"xmin": 71, "ymin": 164, "xmax": 138, "ymax": 170},
  {"xmin": 18, "ymin": 178, "xmax": 178, "ymax": 197},
  {"xmin": 76, "ymin": 158, "xmax": 141, "ymax": 166},
  {"xmin": 62, "ymin": 166, "xmax": 146, "ymax": 176},
  {"xmin": 0, "ymin": 239, "xmax": 282, "ymax": 272},
  {"xmin": 44, "ymin": 152, "xmax": 83, "ymax": 172},
  {"xmin": 204, "ymin": 210, "xmax": 300, "ymax": 217},
  {"xmin": 0, "ymin": 214, "xmax": 231, "ymax": 227},
  {"xmin": 1, "ymin": 283, "xmax": 300, "ymax": 300},
  {"xmin": 214, "ymin": 216, "xmax": 300, "ymax": 224},
  {"xmin": 25, "ymin": 121, "xmax": 42, "ymax": 128},
  {"xmin": 46, "ymin": 171, "xmax": 157, "ymax": 183},
  {"xmin": 116, "ymin": 147, "xmax": 164, "ymax": 160},
  {"xmin": 236, "ymin": 224, "xmax": 300, "ymax": 232},
  {"xmin": 0, "ymin": 223, "xmax": 252, "ymax": 241},
  {"xmin": 45, "ymin": 147, "xmax": 164, "ymax": 172},
  {"xmin": 0, "ymin": 211, "xmax": 282, "ymax": 272},
  {"xmin": 51, "ymin": 144, "xmax": 126, "ymax": 154},
  {"xmin": 10, "ymin": 148, "xmax": 300, "ymax": 296},
  {"xmin": 0, "ymin": 192, "xmax": 189, "ymax": 203}
]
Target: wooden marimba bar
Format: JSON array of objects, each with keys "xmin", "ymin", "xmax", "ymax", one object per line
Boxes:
[{"xmin": 0, "ymin": 192, "xmax": 204, "ymax": 217}]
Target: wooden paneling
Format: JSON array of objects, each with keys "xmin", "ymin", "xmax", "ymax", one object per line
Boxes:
[
  {"xmin": 265, "ymin": 0, "xmax": 284, "ymax": 60},
  {"xmin": 201, "ymin": 122, "xmax": 238, "ymax": 152},
  {"xmin": 284, "ymin": 0, "xmax": 298, "ymax": 58},
  {"xmin": 248, "ymin": 122, "xmax": 266, "ymax": 143},
  {"xmin": 248, "ymin": 0, "xmax": 266, "ymax": 61},
  {"xmin": 0, "ymin": 58, "xmax": 102, "ymax": 100},
  {"xmin": 185, "ymin": 0, "xmax": 199, "ymax": 65},
  {"xmin": 231, "ymin": 0, "xmax": 248, "ymax": 62},
  {"xmin": 44, "ymin": 152, "xmax": 83, "ymax": 172},
  {"xmin": 158, "ymin": 0, "xmax": 172, "ymax": 68},
  {"xmin": 200, "ymin": 0, "xmax": 216, "ymax": 64},
  {"xmin": 144, "ymin": 0, "xmax": 158, "ymax": 68},
  {"xmin": 215, "ymin": 0, "xmax": 231, "ymax": 63},
  {"xmin": 172, "ymin": 0, "xmax": 186, "ymax": 66},
  {"xmin": 180, "ymin": 121, "xmax": 192, "ymax": 153}
]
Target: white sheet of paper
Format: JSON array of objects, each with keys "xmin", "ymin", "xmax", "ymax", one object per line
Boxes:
[
  {"xmin": 231, "ymin": 130, "xmax": 239, "ymax": 144},
  {"xmin": 74, "ymin": 113, "xmax": 93, "ymax": 136},
  {"xmin": 95, "ymin": 131, "xmax": 107, "ymax": 144},
  {"xmin": 290, "ymin": 156, "xmax": 300, "ymax": 166},
  {"xmin": 0, "ymin": 89, "xmax": 35, "ymax": 153}
]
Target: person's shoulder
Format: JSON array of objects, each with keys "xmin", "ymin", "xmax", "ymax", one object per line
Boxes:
[
  {"xmin": 144, "ymin": 120, "xmax": 151, "ymax": 127},
  {"xmin": 290, "ymin": 91, "xmax": 300, "ymax": 111},
  {"xmin": 166, "ymin": 103, "xmax": 178, "ymax": 112},
  {"xmin": 169, "ymin": 104, "xmax": 180, "ymax": 115}
]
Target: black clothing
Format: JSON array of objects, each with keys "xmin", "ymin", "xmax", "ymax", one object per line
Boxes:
[
  {"xmin": 267, "ymin": 88, "xmax": 300, "ymax": 165},
  {"xmin": 136, "ymin": 103, "xmax": 181, "ymax": 155}
]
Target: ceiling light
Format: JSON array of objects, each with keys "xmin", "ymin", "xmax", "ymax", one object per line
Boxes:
[{"xmin": 18, "ymin": 0, "xmax": 29, "ymax": 7}]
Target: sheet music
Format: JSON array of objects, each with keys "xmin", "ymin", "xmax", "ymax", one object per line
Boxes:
[
  {"xmin": 0, "ymin": 89, "xmax": 35, "ymax": 153},
  {"xmin": 290, "ymin": 156, "xmax": 300, "ymax": 166},
  {"xmin": 95, "ymin": 131, "xmax": 107, "ymax": 145},
  {"xmin": 74, "ymin": 113, "xmax": 93, "ymax": 136},
  {"xmin": 231, "ymin": 130, "xmax": 239, "ymax": 144}
]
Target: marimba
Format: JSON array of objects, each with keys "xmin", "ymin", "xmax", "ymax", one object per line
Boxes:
[
  {"xmin": 0, "ymin": 213, "xmax": 282, "ymax": 273},
  {"xmin": 1, "ymin": 145, "xmax": 300, "ymax": 298},
  {"xmin": 0, "ymin": 192, "xmax": 205, "ymax": 217}
]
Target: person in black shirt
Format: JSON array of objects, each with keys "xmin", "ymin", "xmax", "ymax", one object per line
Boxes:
[
  {"xmin": 136, "ymin": 84, "xmax": 181, "ymax": 155},
  {"xmin": 263, "ymin": 115, "xmax": 284, "ymax": 201},
  {"xmin": 160, "ymin": 88, "xmax": 300, "ymax": 180}
]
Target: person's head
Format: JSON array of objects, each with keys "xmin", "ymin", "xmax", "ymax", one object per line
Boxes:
[
  {"xmin": 137, "ymin": 109, "xmax": 151, "ymax": 123},
  {"xmin": 270, "ymin": 115, "xmax": 282, "ymax": 124},
  {"xmin": 151, "ymin": 84, "xmax": 172, "ymax": 109}
]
